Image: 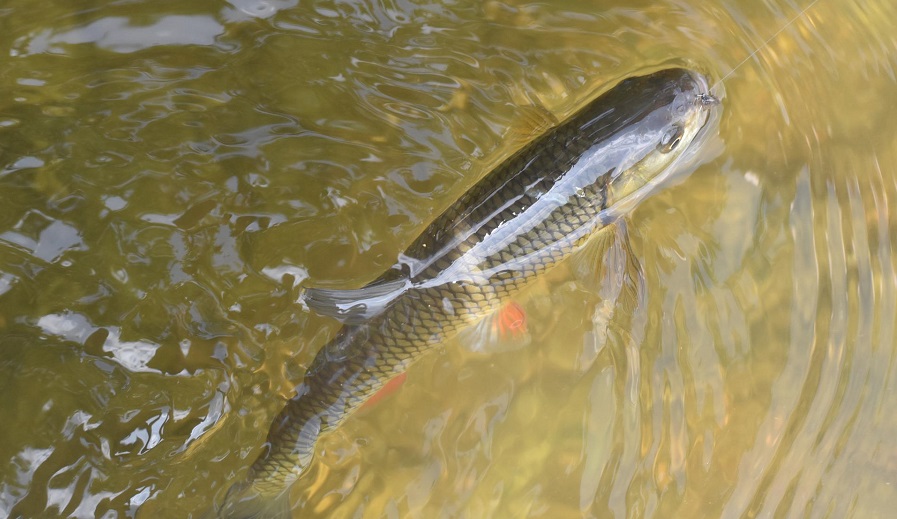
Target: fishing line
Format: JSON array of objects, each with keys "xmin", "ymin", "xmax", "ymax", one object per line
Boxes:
[{"xmin": 710, "ymin": 0, "xmax": 823, "ymax": 91}]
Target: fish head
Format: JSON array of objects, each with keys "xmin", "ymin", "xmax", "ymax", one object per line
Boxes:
[
  {"xmin": 630, "ymin": 68, "xmax": 715, "ymax": 170},
  {"xmin": 593, "ymin": 67, "xmax": 718, "ymax": 212}
]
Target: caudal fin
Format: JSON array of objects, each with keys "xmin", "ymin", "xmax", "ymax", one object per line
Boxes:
[{"xmin": 210, "ymin": 481, "xmax": 292, "ymax": 519}]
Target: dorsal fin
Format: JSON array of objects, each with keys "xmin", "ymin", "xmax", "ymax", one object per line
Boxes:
[
  {"xmin": 506, "ymin": 105, "xmax": 559, "ymax": 146},
  {"xmin": 301, "ymin": 278, "xmax": 409, "ymax": 324}
]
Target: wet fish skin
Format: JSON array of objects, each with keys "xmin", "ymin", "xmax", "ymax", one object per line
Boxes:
[{"xmin": 218, "ymin": 67, "xmax": 715, "ymax": 516}]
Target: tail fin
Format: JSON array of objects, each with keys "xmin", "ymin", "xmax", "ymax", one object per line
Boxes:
[{"xmin": 210, "ymin": 481, "xmax": 292, "ymax": 519}]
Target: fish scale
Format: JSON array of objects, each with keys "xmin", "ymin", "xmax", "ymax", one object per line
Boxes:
[{"xmin": 216, "ymin": 67, "xmax": 716, "ymax": 517}]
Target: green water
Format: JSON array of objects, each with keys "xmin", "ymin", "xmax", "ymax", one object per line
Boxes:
[{"xmin": 2, "ymin": 0, "xmax": 896, "ymax": 517}]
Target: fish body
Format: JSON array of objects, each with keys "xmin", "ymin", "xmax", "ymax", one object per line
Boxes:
[{"xmin": 217, "ymin": 67, "xmax": 716, "ymax": 517}]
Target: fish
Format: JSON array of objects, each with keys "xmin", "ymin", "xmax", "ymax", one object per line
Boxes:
[{"xmin": 215, "ymin": 67, "xmax": 718, "ymax": 518}]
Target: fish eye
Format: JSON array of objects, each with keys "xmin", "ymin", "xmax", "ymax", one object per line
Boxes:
[{"xmin": 658, "ymin": 125, "xmax": 684, "ymax": 154}]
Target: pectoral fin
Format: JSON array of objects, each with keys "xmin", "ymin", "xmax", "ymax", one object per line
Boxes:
[
  {"xmin": 570, "ymin": 222, "xmax": 627, "ymax": 287},
  {"xmin": 570, "ymin": 220, "xmax": 642, "ymax": 319},
  {"xmin": 301, "ymin": 278, "xmax": 409, "ymax": 324}
]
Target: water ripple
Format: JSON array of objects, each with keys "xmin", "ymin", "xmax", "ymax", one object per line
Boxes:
[{"xmin": 2, "ymin": 0, "xmax": 897, "ymax": 517}]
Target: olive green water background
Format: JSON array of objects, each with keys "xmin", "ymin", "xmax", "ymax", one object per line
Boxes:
[{"xmin": 2, "ymin": 0, "xmax": 896, "ymax": 517}]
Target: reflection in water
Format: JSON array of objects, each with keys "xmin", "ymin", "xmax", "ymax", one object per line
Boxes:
[
  {"xmin": 37, "ymin": 312, "xmax": 160, "ymax": 373},
  {"xmin": 0, "ymin": 0, "xmax": 896, "ymax": 517},
  {"xmin": 12, "ymin": 16, "xmax": 226, "ymax": 56}
]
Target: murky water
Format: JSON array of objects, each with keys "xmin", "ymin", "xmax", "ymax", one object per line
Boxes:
[{"xmin": 1, "ymin": 0, "xmax": 896, "ymax": 517}]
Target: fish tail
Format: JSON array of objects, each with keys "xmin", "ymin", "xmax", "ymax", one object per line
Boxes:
[{"xmin": 213, "ymin": 481, "xmax": 292, "ymax": 519}]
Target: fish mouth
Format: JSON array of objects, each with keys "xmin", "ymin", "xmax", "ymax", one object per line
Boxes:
[
  {"xmin": 689, "ymin": 70, "xmax": 719, "ymax": 108},
  {"xmin": 698, "ymin": 92, "xmax": 720, "ymax": 106}
]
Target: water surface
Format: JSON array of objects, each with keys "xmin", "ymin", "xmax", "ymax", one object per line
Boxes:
[{"xmin": 1, "ymin": 0, "xmax": 896, "ymax": 517}]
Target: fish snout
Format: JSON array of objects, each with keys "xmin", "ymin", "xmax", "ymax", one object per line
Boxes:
[{"xmin": 698, "ymin": 92, "xmax": 720, "ymax": 107}]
